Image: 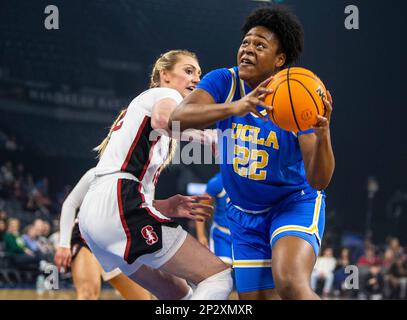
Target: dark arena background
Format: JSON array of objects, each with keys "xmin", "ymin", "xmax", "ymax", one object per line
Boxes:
[{"xmin": 0, "ymin": 0, "xmax": 406, "ymax": 303}]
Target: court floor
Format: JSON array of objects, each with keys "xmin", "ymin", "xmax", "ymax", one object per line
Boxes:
[
  {"xmin": 0, "ymin": 289, "xmax": 239, "ymax": 300},
  {"xmin": 0, "ymin": 289, "xmax": 122, "ymax": 300}
]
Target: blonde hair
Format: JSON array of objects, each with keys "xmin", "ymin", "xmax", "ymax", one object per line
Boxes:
[
  {"xmin": 149, "ymin": 49, "xmax": 198, "ymax": 88},
  {"xmin": 160, "ymin": 138, "xmax": 178, "ymax": 171},
  {"xmin": 93, "ymin": 109, "xmax": 127, "ymax": 157},
  {"xmin": 150, "ymin": 49, "xmax": 198, "ymax": 170}
]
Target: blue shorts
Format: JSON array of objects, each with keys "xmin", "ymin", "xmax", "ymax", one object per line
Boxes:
[
  {"xmin": 209, "ymin": 222, "xmax": 233, "ymax": 265},
  {"xmin": 227, "ymin": 191, "xmax": 325, "ymax": 293}
]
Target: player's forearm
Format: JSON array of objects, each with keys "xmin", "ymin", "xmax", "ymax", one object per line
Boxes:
[
  {"xmin": 195, "ymin": 220, "xmax": 207, "ymax": 238},
  {"xmin": 59, "ymin": 203, "xmax": 77, "ymax": 248},
  {"xmin": 179, "ymin": 129, "xmax": 217, "ymax": 145},
  {"xmin": 307, "ymin": 132, "xmax": 335, "ymax": 190},
  {"xmin": 169, "ymin": 102, "xmax": 236, "ymax": 131}
]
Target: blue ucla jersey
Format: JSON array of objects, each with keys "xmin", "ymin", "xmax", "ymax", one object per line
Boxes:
[
  {"xmin": 206, "ymin": 172, "xmax": 229, "ymax": 228},
  {"xmin": 197, "ymin": 66, "xmax": 320, "ymax": 212}
]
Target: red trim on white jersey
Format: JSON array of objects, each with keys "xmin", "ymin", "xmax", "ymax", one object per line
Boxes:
[
  {"xmin": 117, "ymin": 179, "xmax": 131, "ymax": 261},
  {"xmin": 121, "ymin": 116, "xmax": 149, "ymax": 172},
  {"xmin": 153, "ymin": 166, "xmax": 161, "ymax": 186},
  {"xmin": 139, "ymin": 136, "xmax": 161, "ymax": 182}
]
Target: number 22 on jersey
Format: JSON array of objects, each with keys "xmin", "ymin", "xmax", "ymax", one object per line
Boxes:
[{"xmin": 233, "ymin": 146, "xmax": 268, "ymax": 181}]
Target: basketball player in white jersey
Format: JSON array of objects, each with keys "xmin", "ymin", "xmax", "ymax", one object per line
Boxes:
[
  {"xmin": 54, "ymin": 167, "xmax": 151, "ymax": 300},
  {"xmin": 78, "ymin": 50, "xmax": 233, "ymax": 300}
]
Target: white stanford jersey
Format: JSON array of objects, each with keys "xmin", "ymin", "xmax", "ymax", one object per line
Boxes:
[{"xmin": 96, "ymin": 88, "xmax": 182, "ymax": 202}]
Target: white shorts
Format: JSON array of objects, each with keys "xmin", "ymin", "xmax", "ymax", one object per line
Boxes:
[{"xmin": 78, "ymin": 172, "xmax": 188, "ymax": 276}]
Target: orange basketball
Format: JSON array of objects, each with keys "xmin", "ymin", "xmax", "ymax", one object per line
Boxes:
[{"xmin": 265, "ymin": 67, "xmax": 327, "ymax": 132}]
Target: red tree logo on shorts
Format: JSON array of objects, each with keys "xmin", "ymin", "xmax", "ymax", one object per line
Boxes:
[{"xmin": 141, "ymin": 225, "xmax": 158, "ymax": 246}]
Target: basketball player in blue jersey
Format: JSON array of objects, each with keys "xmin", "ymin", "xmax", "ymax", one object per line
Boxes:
[
  {"xmin": 170, "ymin": 6, "xmax": 335, "ymax": 300},
  {"xmin": 195, "ymin": 172, "xmax": 232, "ymax": 266}
]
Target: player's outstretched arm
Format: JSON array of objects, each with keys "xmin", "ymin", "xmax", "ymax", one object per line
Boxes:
[
  {"xmin": 151, "ymin": 98, "xmax": 218, "ymax": 146},
  {"xmin": 169, "ymin": 77, "xmax": 274, "ymax": 131}
]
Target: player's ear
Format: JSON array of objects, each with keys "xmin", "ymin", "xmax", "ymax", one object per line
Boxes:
[
  {"xmin": 160, "ymin": 69, "xmax": 170, "ymax": 84},
  {"xmin": 275, "ymin": 53, "xmax": 286, "ymax": 69}
]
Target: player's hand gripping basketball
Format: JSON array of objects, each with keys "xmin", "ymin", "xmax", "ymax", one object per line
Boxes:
[
  {"xmin": 154, "ymin": 194, "xmax": 213, "ymax": 222},
  {"xmin": 311, "ymin": 90, "xmax": 333, "ymax": 138},
  {"xmin": 233, "ymin": 76, "xmax": 274, "ymax": 120},
  {"xmin": 54, "ymin": 247, "xmax": 72, "ymax": 272}
]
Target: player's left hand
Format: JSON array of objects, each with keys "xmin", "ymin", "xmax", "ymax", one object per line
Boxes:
[
  {"xmin": 311, "ymin": 90, "xmax": 333, "ymax": 138},
  {"xmin": 157, "ymin": 194, "xmax": 213, "ymax": 221}
]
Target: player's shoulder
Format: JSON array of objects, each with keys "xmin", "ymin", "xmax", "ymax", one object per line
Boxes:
[
  {"xmin": 127, "ymin": 87, "xmax": 183, "ymax": 114},
  {"xmin": 129, "ymin": 88, "xmax": 182, "ymax": 108},
  {"xmin": 197, "ymin": 67, "xmax": 237, "ymax": 103},
  {"xmin": 203, "ymin": 67, "xmax": 235, "ymax": 82},
  {"xmin": 142, "ymin": 87, "xmax": 182, "ymax": 101}
]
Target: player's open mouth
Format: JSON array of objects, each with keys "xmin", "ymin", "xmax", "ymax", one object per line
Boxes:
[
  {"xmin": 240, "ymin": 57, "xmax": 255, "ymax": 66},
  {"xmin": 186, "ymin": 86, "xmax": 195, "ymax": 92}
]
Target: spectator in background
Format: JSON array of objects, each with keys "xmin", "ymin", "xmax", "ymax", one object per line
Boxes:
[
  {"xmin": 358, "ymin": 246, "xmax": 382, "ymax": 267},
  {"xmin": 48, "ymin": 219, "xmax": 60, "ymax": 251},
  {"xmin": 1, "ymin": 161, "xmax": 14, "ymax": 184},
  {"xmin": 34, "ymin": 219, "xmax": 54, "ymax": 260},
  {"xmin": 26, "ymin": 186, "xmax": 51, "ymax": 217},
  {"xmin": 387, "ymin": 237, "xmax": 404, "ymax": 257},
  {"xmin": 311, "ymin": 247, "xmax": 337, "ymax": 298},
  {"xmin": 382, "ymin": 248, "xmax": 395, "ymax": 271},
  {"xmin": 3, "ymin": 218, "xmax": 41, "ymax": 269},
  {"xmin": 36, "ymin": 177, "xmax": 49, "ymax": 198},
  {"xmin": 5, "ymin": 136, "xmax": 17, "ymax": 151},
  {"xmin": 382, "ymin": 246, "xmax": 396, "ymax": 298},
  {"xmin": 364, "ymin": 264, "xmax": 384, "ymax": 300},
  {"xmin": 0, "ymin": 209, "xmax": 7, "ymax": 220},
  {"xmin": 32, "ymin": 218, "xmax": 44, "ymax": 236},
  {"xmin": 0, "ymin": 161, "xmax": 14, "ymax": 198},
  {"xmin": 334, "ymin": 247, "xmax": 351, "ymax": 297},
  {"xmin": 35, "ymin": 178, "xmax": 52, "ymax": 216},
  {"xmin": 387, "ymin": 251, "xmax": 407, "ymax": 299},
  {"xmin": 357, "ymin": 245, "xmax": 383, "ymax": 297},
  {"xmin": 0, "ymin": 219, "xmax": 7, "ymax": 242},
  {"xmin": 22, "ymin": 224, "xmax": 42, "ymax": 255}
]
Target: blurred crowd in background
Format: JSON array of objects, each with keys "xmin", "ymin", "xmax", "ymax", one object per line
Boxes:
[{"xmin": 0, "ymin": 129, "xmax": 406, "ymax": 299}]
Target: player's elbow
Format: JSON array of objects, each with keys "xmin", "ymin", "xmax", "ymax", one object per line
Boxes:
[
  {"xmin": 310, "ymin": 182, "xmax": 328, "ymax": 191},
  {"xmin": 61, "ymin": 201, "xmax": 76, "ymax": 213},
  {"xmin": 307, "ymin": 175, "xmax": 332, "ymax": 191},
  {"xmin": 306, "ymin": 162, "xmax": 335, "ymax": 191},
  {"xmin": 151, "ymin": 115, "xmax": 168, "ymax": 131}
]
